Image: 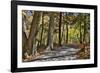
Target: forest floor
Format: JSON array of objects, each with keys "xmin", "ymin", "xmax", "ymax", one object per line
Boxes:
[{"xmin": 23, "ymin": 44, "xmax": 90, "ymax": 62}]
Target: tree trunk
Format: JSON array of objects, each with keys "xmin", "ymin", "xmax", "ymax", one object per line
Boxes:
[
  {"xmin": 59, "ymin": 12, "xmax": 62, "ymax": 46},
  {"xmin": 23, "ymin": 11, "xmax": 41, "ymax": 59},
  {"xmin": 22, "ymin": 31, "xmax": 27, "ymax": 59},
  {"xmin": 66, "ymin": 23, "xmax": 68, "ymax": 43},
  {"xmin": 80, "ymin": 21, "xmax": 82, "ymax": 44},
  {"xmin": 46, "ymin": 12, "xmax": 55, "ymax": 51},
  {"xmin": 83, "ymin": 15, "xmax": 86, "ymax": 43},
  {"xmin": 40, "ymin": 12, "xmax": 44, "ymax": 45},
  {"xmin": 62, "ymin": 13, "xmax": 65, "ymax": 44}
]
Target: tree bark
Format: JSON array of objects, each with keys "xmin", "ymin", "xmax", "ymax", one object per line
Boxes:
[
  {"xmin": 40, "ymin": 12, "xmax": 44, "ymax": 45},
  {"xmin": 79, "ymin": 15, "xmax": 82, "ymax": 44},
  {"xmin": 46, "ymin": 12, "xmax": 55, "ymax": 51},
  {"xmin": 59, "ymin": 12, "xmax": 62, "ymax": 46},
  {"xmin": 22, "ymin": 31, "xmax": 27, "ymax": 59},
  {"xmin": 23, "ymin": 11, "xmax": 41, "ymax": 59},
  {"xmin": 83, "ymin": 15, "xmax": 86, "ymax": 43},
  {"xmin": 66, "ymin": 23, "xmax": 68, "ymax": 43}
]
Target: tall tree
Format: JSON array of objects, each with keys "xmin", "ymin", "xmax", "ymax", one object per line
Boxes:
[
  {"xmin": 66, "ymin": 22, "xmax": 68, "ymax": 43},
  {"xmin": 79, "ymin": 20, "xmax": 82, "ymax": 44},
  {"xmin": 77, "ymin": 14, "xmax": 82, "ymax": 44},
  {"xmin": 59, "ymin": 12, "xmax": 62, "ymax": 46},
  {"xmin": 65, "ymin": 13, "xmax": 69, "ymax": 44},
  {"xmin": 40, "ymin": 12, "xmax": 44, "ymax": 45},
  {"xmin": 46, "ymin": 12, "xmax": 55, "ymax": 51},
  {"xmin": 83, "ymin": 14, "xmax": 86, "ymax": 43},
  {"xmin": 23, "ymin": 11, "xmax": 41, "ymax": 59}
]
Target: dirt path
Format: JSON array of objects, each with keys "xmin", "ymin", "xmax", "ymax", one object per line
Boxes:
[{"xmin": 27, "ymin": 46, "xmax": 81, "ymax": 62}]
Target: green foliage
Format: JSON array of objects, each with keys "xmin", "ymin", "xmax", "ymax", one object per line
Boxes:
[
  {"xmin": 22, "ymin": 10, "xmax": 90, "ymax": 61},
  {"xmin": 22, "ymin": 10, "xmax": 90, "ymax": 46}
]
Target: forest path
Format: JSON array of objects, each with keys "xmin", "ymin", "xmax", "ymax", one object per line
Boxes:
[{"xmin": 30, "ymin": 46, "xmax": 81, "ymax": 62}]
